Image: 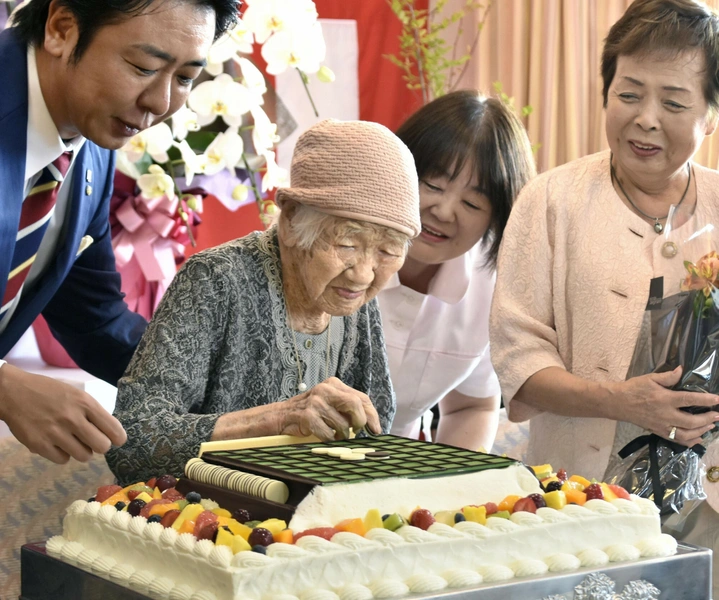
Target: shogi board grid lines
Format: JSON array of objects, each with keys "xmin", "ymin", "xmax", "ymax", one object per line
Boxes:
[{"xmin": 201, "ymin": 435, "xmax": 516, "ymax": 487}]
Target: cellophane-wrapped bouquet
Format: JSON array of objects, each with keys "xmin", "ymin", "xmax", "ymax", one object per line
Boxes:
[{"xmin": 606, "ymin": 224, "xmax": 719, "ymax": 524}]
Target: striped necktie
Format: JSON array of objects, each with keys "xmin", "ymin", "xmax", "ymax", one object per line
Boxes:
[{"xmin": 1, "ymin": 151, "xmax": 73, "ymax": 316}]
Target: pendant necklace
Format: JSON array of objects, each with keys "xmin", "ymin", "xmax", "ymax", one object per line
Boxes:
[
  {"xmin": 290, "ymin": 317, "xmax": 332, "ymax": 392},
  {"xmin": 610, "ymin": 156, "xmax": 691, "ymax": 234}
]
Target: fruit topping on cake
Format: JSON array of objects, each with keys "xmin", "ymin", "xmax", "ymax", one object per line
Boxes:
[
  {"xmin": 232, "ymin": 508, "xmax": 251, "ymax": 523},
  {"xmin": 584, "ymin": 483, "xmax": 604, "ymax": 501},
  {"xmin": 95, "ymin": 485, "xmax": 123, "ymax": 503},
  {"xmin": 247, "ymin": 528, "xmax": 274, "ymax": 547},
  {"xmin": 545, "ymin": 481, "xmax": 563, "ymax": 493},
  {"xmin": 84, "ymin": 466, "xmax": 634, "ymax": 558},
  {"xmin": 127, "ymin": 499, "xmax": 146, "ymax": 517},
  {"xmin": 409, "ymin": 508, "xmax": 435, "ymax": 530},
  {"xmin": 155, "ymin": 475, "xmax": 178, "ymax": 491},
  {"xmin": 382, "ymin": 513, "xmax": 406, "ymax": 531},
  {"xmin": 608, "ymin": 484, "xmax": 631, "ymax": 500},
  {"xmin": 185, "ymin": 491, "xmax": 202, "ymax": 504},
  {"xmin": 294, "ymin": 527, "xmax": 339, "ymax": 542},
  {"xmin": 544, "ymin": 490, "xmax": 567, "ymax": 510},
  {"xmin": 512, "ymin": 497, "xmax": 537, "ymax": 514},
  {"xmin": 530, "ymin": 464, "xmax": 553, "ymax": 480}
]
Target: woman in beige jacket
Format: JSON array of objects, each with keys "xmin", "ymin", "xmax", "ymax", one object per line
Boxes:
[{"xmin": 490, "ymin": 0, "xmax": 719, "ymax": 588}]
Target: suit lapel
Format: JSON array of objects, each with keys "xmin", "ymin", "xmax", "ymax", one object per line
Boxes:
[
  {"xmin": 50, "ymin": 145, "xmax": 96, "ymax": 281},
  {"xmin": 0, "ymin": 29, "xmax": 29, "ymax": 304},
  {"xmin": 7, "ymin": 145, "xmax": 98, "ymax": 340}
]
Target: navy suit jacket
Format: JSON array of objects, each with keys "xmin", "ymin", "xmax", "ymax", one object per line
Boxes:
[{"xmin": 0, "ymin": 28, "xmax": 147, "ymax": 385}]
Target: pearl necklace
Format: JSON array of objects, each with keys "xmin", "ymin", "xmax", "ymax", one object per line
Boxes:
[
  {"xmin": 290, "ymin": 318, "xmax": 332, "ymax": 392},
  {"xmin": 610, "ymin": 156, "xmax": 691, "ymax": 234}
]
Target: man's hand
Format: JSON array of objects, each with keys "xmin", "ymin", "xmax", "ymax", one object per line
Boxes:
[{"xmin": 0, "ymin": 364, "xmax": 127, "ymax": 463}]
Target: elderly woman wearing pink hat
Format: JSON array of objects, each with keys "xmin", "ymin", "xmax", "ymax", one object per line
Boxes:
[{"xmin": 107, "ymin": 119, "xmax": 420, "ymax": 484}]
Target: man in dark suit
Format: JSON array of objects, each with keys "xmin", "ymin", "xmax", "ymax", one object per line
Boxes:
[{"xmin": 0, "ymin": 0, "xmax": 237, "ymax": 464}]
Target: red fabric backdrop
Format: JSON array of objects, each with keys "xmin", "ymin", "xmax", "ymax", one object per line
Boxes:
[
  {"xmin": 187, "ymin": 0, "xmax": 427, "ymax": 256},
  {"xmin": 313, "ymin": 0, "xmax": 427, "ymax": 131}
]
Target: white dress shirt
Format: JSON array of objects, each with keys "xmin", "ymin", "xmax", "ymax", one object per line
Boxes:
[
  {"xmin": 378, "ymin": 242, "xmax": 501, "ymax": 439},
  {"xmin": 0, "ymin": 46, "xmax": 85, "ymax": 334}
]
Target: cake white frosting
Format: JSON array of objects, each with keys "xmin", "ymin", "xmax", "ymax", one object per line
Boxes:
[
  {"xmin": 288, "ymin": 464, "xmax": 540, "ymax": 530},
  {"xmin": 50, "ymin": 491, "xmax": 676, "ymax": 600}
]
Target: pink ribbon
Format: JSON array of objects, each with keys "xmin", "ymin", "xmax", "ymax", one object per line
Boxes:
[{"xmin": 112, "ymin": 193, "xmax": 189, "ymax": 282}]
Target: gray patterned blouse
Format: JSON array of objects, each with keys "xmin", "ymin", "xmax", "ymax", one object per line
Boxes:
[{"xmin": 106, "ymin": 228, "xmax": 396, "ymax": 485}]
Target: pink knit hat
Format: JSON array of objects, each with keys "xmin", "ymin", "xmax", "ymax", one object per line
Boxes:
[{"xmin": 275, "ymin": 119, "xmax": 421, "ymax": 237}]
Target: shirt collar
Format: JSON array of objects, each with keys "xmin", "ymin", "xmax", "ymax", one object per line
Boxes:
[
  {"xmin": 427, "ymin": 248, "xmax": 474, "ymax": 304},
  {"xmin": 25, "ymin": 45, "xmax": 85, "ymax": 183},
  {"xmin": 387, "ymin": 243, "xmax": 484, "ymax": 304}
]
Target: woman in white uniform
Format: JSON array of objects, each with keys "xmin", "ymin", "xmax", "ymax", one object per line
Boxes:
[{"xmin": 379, "ymin": 90, "xmax": 536, "ymax": 450}]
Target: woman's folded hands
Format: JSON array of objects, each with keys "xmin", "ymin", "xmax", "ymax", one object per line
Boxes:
[{"xmin": 609, "ymin": 367, "xmax": 719, "ymax": 447}]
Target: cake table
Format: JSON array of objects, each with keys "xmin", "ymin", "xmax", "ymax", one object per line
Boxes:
[{"xmin": 20, "ymin": 540, "xmax": 712, "ymax": 600}]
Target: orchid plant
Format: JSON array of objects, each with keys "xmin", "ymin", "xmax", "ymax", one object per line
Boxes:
[{"xmin": 117, "ymin": 0, "xmax": 333, "ymax": 230}]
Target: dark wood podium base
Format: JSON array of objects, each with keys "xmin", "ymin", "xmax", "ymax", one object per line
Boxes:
[{"xmin": 20, "ymin": 543, "xmax": 149, "ymax": 600}]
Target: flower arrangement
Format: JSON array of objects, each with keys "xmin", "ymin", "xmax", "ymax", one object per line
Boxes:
[
  {"xmin": 118, "ymin": 0, "xmax": 333, "ymax": 229},
  {"xmin": 108, "ymin": 0, "xmax": 334, "ymax": 317},
  {"xmin": 681, "ymin": 250, "xmax": 719, "ymax": 312},
  {"xmin": 608, "ymin": 236, "xmax": 719, "ymax": 522}
]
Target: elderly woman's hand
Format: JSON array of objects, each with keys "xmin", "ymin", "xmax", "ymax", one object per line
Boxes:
[
  {"xmin": 611, "ymin": 367, "xmax": 719, "ymax": 447},
  {"xmin": 277, "ymin": 377, "xmax": 381, "ymax": 440}
]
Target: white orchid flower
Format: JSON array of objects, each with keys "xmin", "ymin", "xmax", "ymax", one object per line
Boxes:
[
  {"xmin": 229, "ymin": 17, "xmax": 255, "ymax": 54},
  {"xmin": 204, "ymin": 18, "xmax": 256, "ymax": 75},
  {"xmin": 174, "ymin": 140, "xmax": 206, "ymax": 187},
  {"xmin": 261, "ymin": 21, "xmax": 326, "ymax": 75},
  {"xmin": 137, "ymin": 165, "xmax": 176, "ymax": 200},
  {"xmin": 317, "ymin": 65, "xmax": 335, "ymax": 83},
  {"xmin": 201, "ymin": 128, "xmax": 245, "ymax": 177},
  {"xmin": 232, "ymin": 184, "xmax": 249, "ymax": 202},
  {"xmin": 115, "ymin": 150, "xmax": 142, "ymax": 180},
  {"xmin": 188, "ymin": 73, "xmax": 253, "ymax": 128},
  {"xmin": 120, "ymin": 122, "xmax": 174, "ymax": 163},
  {"xmin": 250, "ymin": 106, "xmax": 279, "ymax": 153},
  {"xmin": 171, "ymin": 105, "xmax": 200, "ymax": 142},
  {"xmin": 244, "ymin": 153, "xmax": 266, "ymax": 171},
  {"xmin": 260, "ymin": 150, "xmax": 289, "ymax": 192},
  {"xmin": 243, "ymin": 0, "xmax": 318, "ymax": 45},
  {"xmin": 205, "ymin": 35, "xmax": 241, "ymax": 76},
  {"xmin": 121, "ymin": 133, "xmax": 148, "ymax": 163},
  {"xmin": 234, "ymin": 57, "xmax": 267, "ymax": 106},
  {"xmin": 183, "ymin": 194, "xmax": 203, "ymax": 213}
]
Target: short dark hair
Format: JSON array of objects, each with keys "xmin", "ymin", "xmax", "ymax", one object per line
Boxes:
[
  {"xmin": 395, "ymin": 90, "xmax": 536, "ymax": 269},
  {"xmin": 12, "ymin": 0, "xmax": 238, "ymax": 63},
  {"xmin": 602, "ymin": 0, "xmax": 719, "ymax": 111}
]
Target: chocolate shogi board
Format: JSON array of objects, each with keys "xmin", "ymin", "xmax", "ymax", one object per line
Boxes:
[{"xmin": 176, "ymin": 435, "xmax": 518, "ymax": 522}]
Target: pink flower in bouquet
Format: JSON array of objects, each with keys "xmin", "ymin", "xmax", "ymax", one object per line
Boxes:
[{"xmin": 681, "ymin": 250, "xmax": 719, "ymax": 298}]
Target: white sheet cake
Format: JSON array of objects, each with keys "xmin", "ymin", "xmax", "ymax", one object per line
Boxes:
[{"xmin": 47, "ymin": 437, "xmax": 677, "ymax": 600}]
